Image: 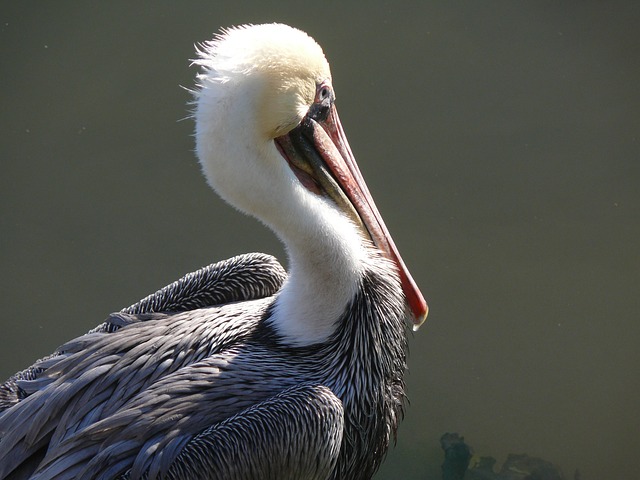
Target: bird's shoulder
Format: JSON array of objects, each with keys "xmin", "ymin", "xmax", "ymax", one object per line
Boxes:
[{"xmin": 99, "ymin": 251, "xmax": 287, "ymax": 331}]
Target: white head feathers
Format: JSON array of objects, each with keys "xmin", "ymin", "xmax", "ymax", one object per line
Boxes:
[{"xmin": 194, "ymin": 23, "xmax": 332, "ymax": 138}]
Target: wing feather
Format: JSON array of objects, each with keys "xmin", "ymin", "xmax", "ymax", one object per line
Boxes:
[{"xmin": 0, "ymin": 254, "xmax": 286, "ymax": 479}]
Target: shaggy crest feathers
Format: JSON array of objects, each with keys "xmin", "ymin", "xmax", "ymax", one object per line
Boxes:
[
  {"xmin": 194, "ymin": 23, "xmax": 332, "ymax": 138},
  {"xmin": 194, "ymin": 23, "xmax": 330, "ymax": 86}
]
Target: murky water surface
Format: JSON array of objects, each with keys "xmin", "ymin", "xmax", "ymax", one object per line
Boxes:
[{"xmin": 2, "ymin": 3, "xmax": 638, "ymax": 479}]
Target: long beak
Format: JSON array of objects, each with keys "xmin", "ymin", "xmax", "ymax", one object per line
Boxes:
[{"xmin": 275, "ymin": 105, "xmax": 428, "ymax": 329}]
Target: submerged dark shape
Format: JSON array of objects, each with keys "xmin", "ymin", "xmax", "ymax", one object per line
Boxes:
[
  {"xmin": 440, "ymin": 433, "xmax": 472, "ymax": 480},
  {"xmin": 441, "ymin": 433, "xmax": 570, "ymax": 480}
]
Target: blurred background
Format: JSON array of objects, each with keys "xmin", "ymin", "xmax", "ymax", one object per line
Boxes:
[{"xmin": 1, "ymin": 2, "xmax": 638, "ymax": 479}]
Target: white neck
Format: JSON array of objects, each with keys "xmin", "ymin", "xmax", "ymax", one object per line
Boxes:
[{"xmin": 271, "ymin": 192, "xmax": 370, "ymax": 346}]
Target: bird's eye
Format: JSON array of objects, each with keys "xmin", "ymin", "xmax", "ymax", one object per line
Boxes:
[
  {"xmin": 308, "ymin": 83, "xmax": 333, "ymax": 121},
  {"xmin": 316, "ymin": 84, "xmax": 332, "ymax": 103}
]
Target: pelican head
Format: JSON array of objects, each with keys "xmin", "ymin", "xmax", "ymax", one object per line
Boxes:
[{"xmin": 194, "ymin": 24, "xmax": 427, "ymax": 344}]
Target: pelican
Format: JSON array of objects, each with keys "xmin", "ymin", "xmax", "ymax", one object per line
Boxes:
[{"xmin": 0, "ymin": 23, "xmax": 428, "ymax": 479}]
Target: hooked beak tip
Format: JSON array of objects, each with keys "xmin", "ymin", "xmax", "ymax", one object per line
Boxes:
[{"xmin": 411, "ymin": 306, "xmax": 428, "ymax": 331}]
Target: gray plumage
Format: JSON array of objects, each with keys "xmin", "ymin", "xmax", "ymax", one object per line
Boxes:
[
  {"xmin": 0, "ymin": 253, "xmax": 286, "ymax": 412},
  {"xmin": 0, "ymin": 252, "xmax": 407, "ymax": 479}
]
